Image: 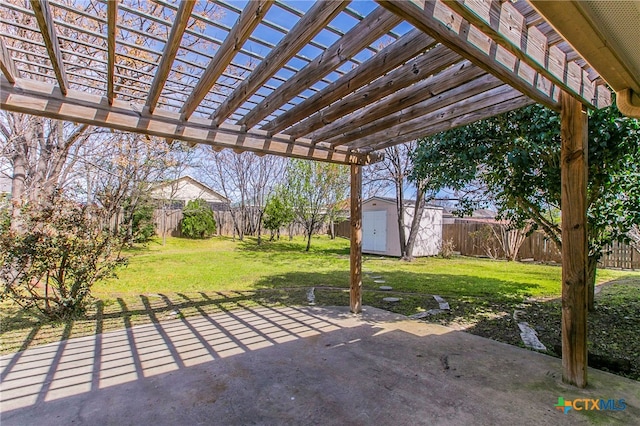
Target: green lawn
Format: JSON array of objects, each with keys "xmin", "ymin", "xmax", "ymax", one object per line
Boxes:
[
  {"xmin": 2, "ymin": 235, "xmax": 639, "ymax": 376},
  {"xmin": 95, "ymin": 235, "xmax": 627, "ymax": 300}
]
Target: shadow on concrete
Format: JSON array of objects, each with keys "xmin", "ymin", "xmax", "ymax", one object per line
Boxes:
[{"xmin": 2, "ymin": 305, "xmax": 639, "ymax": 425}]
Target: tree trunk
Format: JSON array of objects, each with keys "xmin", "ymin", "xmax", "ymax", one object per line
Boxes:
[
  {"xmin": 10, "ymin": 136, "xmax": 27, "ymax": 231},
  {"xmin": 403, "ymin": 184, "xmax": 426, "ymax": 261},
  {"xmin": 305, "ymin": 227, "xmax": 313, "ymax": 251},
  {"xmin": 329, "ymin": 218, "xmax": 335, "ymax": 239},
  {"xmin": 257, "ymin": 211, "xmax": 263, "ymax": 245},
  {"xmin": 395, "ymin": 179, "xmax": 407, "ymax": 257}
]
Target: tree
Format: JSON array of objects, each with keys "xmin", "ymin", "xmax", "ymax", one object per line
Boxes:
[
  {"xmin": 263, "ymin": 188, "xmax": 294, "ymax": 240},
  {"xmin": 364, "ymin": 142, "xmax": 437, "ymax": 260},
  {"xmin": 412, "ymin": 102, "xmax": 640, "ymax": 309},
  {"xmin": 181, "ymin": 198, "xmax": 216, "ymax": 239},
  {"xmin": 284, "ymin": 160, "xmax": 348, "ymax": 251},
  {"xmin": 199, "ymin": 150, "xmax": 285, "ymax": 243},
  {"xmin": 0, "ymin": 192, "xmax": 125, "ymax": 319}
]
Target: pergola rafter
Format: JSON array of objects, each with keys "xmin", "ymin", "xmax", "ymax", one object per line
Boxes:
[
  {"xmin": 181, "ymin": 0, "xmax": 274, "ymax": 121},
  {"xmin": 209, "ymin": 0, "xmax": 349, "ymax": 127},
  {"xmin": 0, "ymin": 37, "xmax": 19, "ymax": 83},
  {"xmin": 106, "ymin": 0, "xmax": 117, "ymax": 105},
  {"xmin": 321, "ymin": 61, "xmax": 489, "ymax": 146},
  {"xmin": 289, "ymin": 45, "xmax": 462, "ymax": 140},
  {"xmin": 146, "ymin": 0, "xmax": 195, "ymax": 114},
  {"xmin": 238, "ymin": 7, "xmax": 403, "ymax": 129},
  {"xmin": 29, "ymin": 0, "xmax": 69, "ymax": 94},
  {"xmin": 261, "ymin": 28, "xmax": 436, "ymax": 135},
  {"xmin": 0, "ymin": 0, "xmax": 620, "ymax": 388}
]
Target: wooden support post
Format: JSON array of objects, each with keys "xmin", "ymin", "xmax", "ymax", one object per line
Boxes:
[
  {"xmin": 350, "ymin": 164, "xmax": 363, "ymax": 313},
  {"xmin": 560, "ymin": 92, "xmax": 588, "ymax": 388}
]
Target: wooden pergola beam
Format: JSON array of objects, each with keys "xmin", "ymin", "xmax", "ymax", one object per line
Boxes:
[
  {"xmin": 351, "ymin": 85, "xmax": 529, "ymax": 150},
  {"xmin": 0, "ymin": 37, "xmax": 19, "ymax": 83},
  {"xmin": 106, "ymin": 0, "xmax": 117, "ymax": 105},
  {"xmin": 288, "ymin": 45, "xmax": 460, "ymax": 139},
  {"xmin": 372, "ymin": 94, "xmax": 533, "ymax": 152},
  {"xmin": 443, "ymin": 0, "xmax": 604, "ymax": 109},
  {"xmin": 210, "ymin": 0, "xmax": 349, "ymax": 126},
  {"xmin": 560, "ymin": 91, "xmax": 588, "ymax": 388},
  {"xmin": 145, "ymin": 0, "xmax": 195, "ymax": 114},
  {"xmin": 376, "ymin": 0, "xmax": 560, "ymax": 111},
  {"xmin": 1, "ymin": 77, "xmax": 379, "ymax": 165},
  {"xmin": 238, "ymin": 7, "xmax": 403, "ymax": 129},
  {"xmin": 261, "ymin": 29, "xmax": 435, "ymax": 135},
  {"xmin": 331, "ymin": 72, "xmax": 502, "ymax": 147},
  {"xmin": 181, "ymin": 0, "xmax": 273, "ymax": 121},
  {"xmin": 30, "ymin": 0, "xmax": 69, "ymax": 95},
  {"xmin": 350, "ymin": 164, "xmax": 363, "ymax": 313},
  {"xmin": 316, "ymin": 61, "xmax": 487, "ymax": 145}
]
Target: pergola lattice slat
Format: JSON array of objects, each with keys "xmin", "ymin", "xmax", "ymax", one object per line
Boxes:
[
  {"xmin": 372, "ymin": 93, "xmax": 535, "ymax": 151},
  {"xmin": 441, "ymin": 0, "xmax": 602, "ymax": 110},
  {"xmin": 333, "ymin": 69, "xmax": 502, "ymax": 148},
  {"xmin": 352, "ymin": 84, "xmax": 529, "ymax": 149},
  {"xmin": 290, "ymin": 45, "xmax": 461, "ymax": 140}
]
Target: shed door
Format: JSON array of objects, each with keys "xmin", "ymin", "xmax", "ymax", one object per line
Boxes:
[{"xmin": 363, "ymin": 210, "xmax": 387, "ymax": 253}]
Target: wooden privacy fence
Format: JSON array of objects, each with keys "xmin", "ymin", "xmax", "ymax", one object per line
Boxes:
[
  {"xmin": 153, "ymin": 209, "xmax": 324, "ymax": 238},
  {"xmin": 443, "ymin": 221, "xmax": 640, "ymax": 270}
]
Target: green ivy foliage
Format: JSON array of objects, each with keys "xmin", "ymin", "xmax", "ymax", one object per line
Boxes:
[{"xmin": 412, "ymin": 101, "xmax": 640, "ymax": 265}]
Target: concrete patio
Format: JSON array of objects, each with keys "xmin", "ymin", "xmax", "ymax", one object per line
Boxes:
[{"xmin": 1, "ymin": 306, "xmax": 638, "ymax": 425}]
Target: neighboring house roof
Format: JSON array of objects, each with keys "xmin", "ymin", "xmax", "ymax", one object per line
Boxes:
[
  {"xmin": 150, "ymin": 176, "xmax": 230, "ymax": 204},
  {"xmin": 364, "ymin": 196, "xmax": 443, "ymax": 210}
]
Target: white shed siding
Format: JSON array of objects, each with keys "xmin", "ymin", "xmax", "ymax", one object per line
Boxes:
[{"xmin": 362, "ymin": 197, "xmax": 442, "ymax": 257}]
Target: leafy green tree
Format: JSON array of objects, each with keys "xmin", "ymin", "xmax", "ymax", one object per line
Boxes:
[
  {"xmin": 122, "ymin": 195, "xmax": 155, "ymax": 244},
  {"xmin": 263, "ymin": 188, "xmax": 294, "ymax": 240},
  {"xmin": 412, "ymin": 102, "xmax": 640, "ymax": 308},
  {"xmin": 0, "ymin": 193, "xmax": 126, "ymax": 319},
  {"xmin": 284, "ymin": 160, "xmax": 349, "ymax": 251},
  {"xmin": 180, "ymin": 198, "xmax": 216, "ymax": 239}
]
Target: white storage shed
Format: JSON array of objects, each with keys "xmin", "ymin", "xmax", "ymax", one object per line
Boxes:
[{"xmin": 362, "ymin": 197, "xmax": 443, "ymax": 257}]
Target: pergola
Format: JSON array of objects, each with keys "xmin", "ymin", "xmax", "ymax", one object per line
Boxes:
[{"xmin": 0, "ymin": 0, "xmax": 634, "ymax": 388}]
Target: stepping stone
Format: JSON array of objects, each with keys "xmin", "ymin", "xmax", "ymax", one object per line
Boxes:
[
  {"xmin": 383, "ymin": 297, "xmax": 401, "ymax": 303},
  {"xmin": 379, "ymin": 286, "xmax": 393, "ymax": 291},
  {"xmin": 517, "ymin": 321, "xmax": 547, "ymax": 351},
  {"xmin": 370, "ymin": 275, "xmax": 383, "ymax": 279},
  {"xmin": 433, "ymin": 295, "xmax": 450, "ymax": 310},
  {"xmin": 306, "ymin": 287, "xmax": 315, "ymax": 305},
  {"xmin": 374, "ymin": 279, "xmax": 386, "ymax": 284}
]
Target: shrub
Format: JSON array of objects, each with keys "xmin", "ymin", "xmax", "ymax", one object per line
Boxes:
[
  {"xmin": 439, "ymin": 238, "xmax": 456, "ymax": 259},
  {"xmin": 130, "ymin": 198, "xmax": 156, "ymax": 243},
  {"xmin": 0, "ymin": 194, "xmax": 126, "ymax": 320},
  {"xmin": 181, "ymin": 198, "xmax": 216, "ymax": 238}
]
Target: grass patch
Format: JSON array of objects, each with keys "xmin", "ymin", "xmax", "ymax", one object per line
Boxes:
[{"xmin": 1, "ymin": 235, "xmax": 638, "ymax": 380}]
